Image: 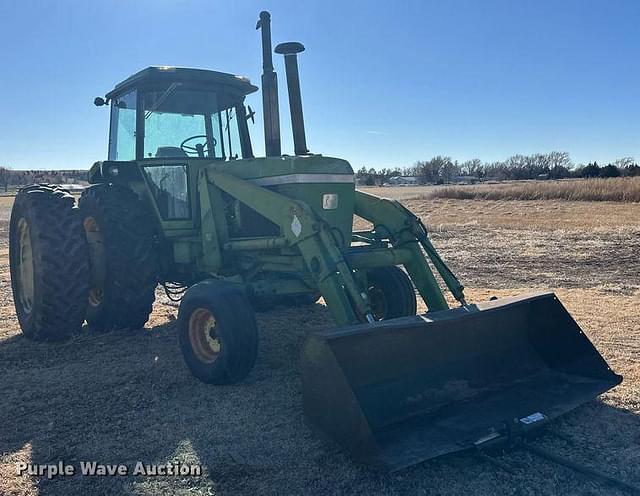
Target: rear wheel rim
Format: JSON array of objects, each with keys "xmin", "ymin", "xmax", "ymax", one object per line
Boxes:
[
  {"xmin": 83, "ymin": 216, "xmax": 105, "ymax": 307},
  {"xmin": 16, "ymin": 217, "xmax": 35, "ymax": 313},
  {"xmin": 88, "ymin": 288, "xmax": 104, "ymax": 307},
  {"xmin": 188, "ymin": 308, "xmax": 221, "ymax": 363}
]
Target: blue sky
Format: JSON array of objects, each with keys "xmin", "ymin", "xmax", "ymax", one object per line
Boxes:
[{"xmin": 0, "ymin": 0, "xmax": 638, "ymax": 170}]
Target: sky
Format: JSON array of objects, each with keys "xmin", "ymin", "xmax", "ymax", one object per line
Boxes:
[{"xmin": 0, "ymin": 0, "xmax": 638, "ymax": 170}]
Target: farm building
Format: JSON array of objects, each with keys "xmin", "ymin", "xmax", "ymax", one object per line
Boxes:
[{"xmin": 387, "ymin": 176, "xmax": 420, "ymax": 185}]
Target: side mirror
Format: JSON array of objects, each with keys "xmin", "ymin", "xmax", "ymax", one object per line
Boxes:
[{"xmin": 94, "ymin": 97, "xmax": 107, "ymax": 107}]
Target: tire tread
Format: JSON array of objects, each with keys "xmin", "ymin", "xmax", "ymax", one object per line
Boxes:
[
  {"xmin": 10, "ymin": 184, "xmax": 89, "ymax": 340},
  {"xmin": 79, "ymin": 184, "xmax": 159, "ymax": 331}
]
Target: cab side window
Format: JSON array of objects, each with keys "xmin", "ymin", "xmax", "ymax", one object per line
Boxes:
[{"xmin": 143, "ymin": 164, "xmax": 190, "ymax": 220}]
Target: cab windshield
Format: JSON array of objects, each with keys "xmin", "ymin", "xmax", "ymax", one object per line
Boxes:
[{"xmin": 142, "ymin": 86, "xmax": 243, "ymax": 160}]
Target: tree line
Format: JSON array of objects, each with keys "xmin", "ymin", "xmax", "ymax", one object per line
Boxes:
[
  {"xmin": 0, "ymin": 168, "xmax": 88, "ymax": 192},
  {"xmin": 355, "ymin": 152, "xmax": 640, "ymax": 185},
  {"xmin": 1, "ymin": 155, "xmax": 639, "ymax": 191}
]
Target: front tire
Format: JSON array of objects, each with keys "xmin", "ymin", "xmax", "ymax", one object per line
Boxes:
[
  {"xmin": 9, "ymin": 185, "xmax": 89, "ymax": 340},
  {"xmin": 79, "ymin": 184, "xmax": 159, "ymax": 331},
  {"xmin": 178, "ymin": 281, "xmax": 258, "ymax": 384},
  {"xmin": 367, "ymin": 266, "xmax": 417, "ymax": 320}
]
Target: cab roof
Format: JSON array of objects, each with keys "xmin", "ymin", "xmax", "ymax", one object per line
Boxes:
[{"xmin": 105, "ymin": 66, "xmax": 259, "ymax": 100}]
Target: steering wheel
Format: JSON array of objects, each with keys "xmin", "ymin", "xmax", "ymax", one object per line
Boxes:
[{"xmin": 180, "ymin": 135, "xmax": 217, "ymax": 158}]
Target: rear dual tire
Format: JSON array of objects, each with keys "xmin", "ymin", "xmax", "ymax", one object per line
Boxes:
[
  {"xmin": 9, "ymin": 185, "xmax": 90, "ymax": 340},
  {"xmin": 10, "ymin": 183, "xmax": 161, "ymax": 339},
  {"xmin": 78, "ymin": 184, "xmax": 160, "ymax": 331}
]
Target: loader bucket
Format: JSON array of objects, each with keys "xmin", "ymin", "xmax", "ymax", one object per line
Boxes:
[{"xmin": 301, "ymin": 292, "xmax": 622, "ymax": 471}]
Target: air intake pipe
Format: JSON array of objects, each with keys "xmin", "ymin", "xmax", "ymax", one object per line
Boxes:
[
  {"xmin": 275, "ymin": 42, "xmax": 309, "ymax": 155},
  {"xmin": 256, "ymin": 11, "xmax": 281, "ymax": 156}
]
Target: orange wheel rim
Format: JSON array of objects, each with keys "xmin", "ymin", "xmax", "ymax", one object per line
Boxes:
[{"xmin": 188, "ymin": 308, "xmax": 220, "ymax": 363}]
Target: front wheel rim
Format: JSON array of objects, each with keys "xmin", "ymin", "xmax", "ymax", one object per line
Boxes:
[
  {"xmin": 16, "ymin": 217, "xmax": 35, "ymax": 313},
  {"xmin": 368, "ymin": 285, "xmax": 388, "ymax": 321},
  {"xmin": 188, "ymin": 308, "xmax": 221, "ymax": 363}
]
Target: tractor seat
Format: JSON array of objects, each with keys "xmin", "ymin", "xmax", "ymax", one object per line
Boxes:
[{"xmin": 155, "ymin": 146, "xmax": 188, "ymax": 158}]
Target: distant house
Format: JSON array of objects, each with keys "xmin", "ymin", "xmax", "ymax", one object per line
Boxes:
[
  {"xmin": 537, "ymin": 173, "xmax": 550, "ymax": 180},
  {"xmin": 387, "ymin": 176, "xmax": 419, "ymax": 186},
  {"xmin": 450, "ymin": 175, "xmax": 480, "ymax": 184}
]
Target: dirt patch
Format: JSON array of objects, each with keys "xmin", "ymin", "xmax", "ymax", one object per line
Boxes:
[
  {"xmin": 1, "ymin": 197, "xmax": 638, "ymax": 495},
  {"xmin": 0, "ymin": 195, "xmax": 15, "ymax": 207},
  {"xmin": 431, "ymin": 226, "xmax": 640, "ymax": 294}
]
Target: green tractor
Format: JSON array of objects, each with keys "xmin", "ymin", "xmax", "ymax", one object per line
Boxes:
[{"xmin": 10, "ymin": 11, "xmax": 620, "ymax": 470}]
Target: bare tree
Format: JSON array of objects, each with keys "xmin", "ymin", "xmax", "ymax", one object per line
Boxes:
[
  {"xmin": 505, "ymin": 154, "xmax": 528, "ymax": 179},
  {"xmin": 441, "ymin": 158, "xmax": 460, "ymax": 183},
  {"xmin": 546, "ymin": 151, "xmax": 572, "ymax": 178},
  {"xmin": 461, "ymin": 158, "xmax": 482, "ymax": 177},
  {"xmin": 614, "ymin": 157, "xmax": 635, "ymax": 169},
  {"xmin": 427, "ymin": 156, "xmax": 452, "ymax": 183}
]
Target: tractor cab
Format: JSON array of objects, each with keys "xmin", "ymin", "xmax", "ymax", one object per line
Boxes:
[{"xmin": 103, "ymin": 66, "xmax": 258, "ymax": 162}]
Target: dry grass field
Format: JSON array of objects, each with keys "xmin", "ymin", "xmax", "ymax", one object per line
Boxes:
[
  {"xmin": 424, "ymin": 177, "xmax": 640, "ymax": 203},
  {"xmin": 1, "ymin": 189, "xmax": 639, "ymax": 495}
]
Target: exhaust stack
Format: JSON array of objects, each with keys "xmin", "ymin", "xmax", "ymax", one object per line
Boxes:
[
  {"xmin": 275, "ymin": 42, "xmax": 309, "ymax": 155},
  {"xmin": 256, "ymin": 11, "xmax": 281, "ymax": 157}
]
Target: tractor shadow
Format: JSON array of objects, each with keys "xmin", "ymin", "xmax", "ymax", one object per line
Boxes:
[
  {"xmin": 1, "ymin": 302, "xmax": 639, "ymax": 495},
  {"xmin": 0, "ymin": 302, "xmax": 331, "ymax": 494}
]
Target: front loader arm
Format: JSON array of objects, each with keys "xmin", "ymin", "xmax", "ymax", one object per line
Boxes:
[
  {"xmin": 354, "ymin": 190, "xmax": 466, "ymax": 309},
  {"xmin": 208, "ymin": 171, "xmax": 373, "ymax": 325}
]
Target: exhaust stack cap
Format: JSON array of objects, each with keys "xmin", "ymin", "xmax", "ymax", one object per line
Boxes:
[
  {"xmin": 275, "ymin": 42, "xmax": 305, "ymax": 55},
  {"xmin": 274, "ymin": 41, "xmax": 309, "ymax": 156}
]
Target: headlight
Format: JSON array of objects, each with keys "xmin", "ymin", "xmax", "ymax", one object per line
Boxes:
[{"xmin": 322, "ymin": 193, "xmax": 338, "ymax": 210}]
